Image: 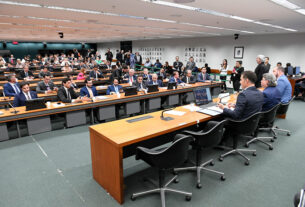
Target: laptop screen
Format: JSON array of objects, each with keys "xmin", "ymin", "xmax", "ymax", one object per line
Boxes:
[{"xmin": 193, "ymin": 87, "xmax": 212, "ymax": 106}]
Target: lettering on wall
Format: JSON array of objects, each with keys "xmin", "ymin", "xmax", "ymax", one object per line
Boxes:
[
  {"xmin": 138, "ymin": 47, "xmax": 165, "ymax": 61},
  {"xmin": 184, "ymin": 47, "xmax": 206, "ymax": 64}
]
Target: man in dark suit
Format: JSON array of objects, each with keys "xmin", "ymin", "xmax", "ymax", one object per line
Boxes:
[
  {"xmin": 218, "ymin": 71, "xmax": 264, "ymax": 120},
  {"xmin": 196, "ymin": 67, "xmax": 211, "ymax": 82},
  {"xmin": 173, "ymin": 56, "xmax": 183, "ymax": 73},
  {"xmin": 133, "ymin": 75, "xmax": 147, "ymax": 91},
  {"xmin": 89, "ymin": 66, "xmax": 104, "ymax": 80},
  {"xmin": 182, "ymin": 70, "xmax": 196, "ymax": 84},
  {"xmin": 264, "ymin": 57, "xmax": 271, "ymax": 73},
  {"xmin": 123, "ymin": 69, "xmax": 137, "ymax": 84},
  {"xmin": 19, "ymin": 65, "xmax": 34, "ymax": 80},
  {"xmin": 106, "ymin": 78, "xmax": 123, "ymax": 95},
  {"xmin": 105, "ymin": 48, "xmax": 113, "ymax": 63},
  {"xmin": 109, "ymin": 65, "xmax": 122, "ymax": 84},
  {"xmin": 134, "ymin": 52, "xmax": 142, "ymax": 69},
  {"xmin": 185, "ymin": 57, "xmax": 196, "ymax": 71},
  {"xmin": 3, "ymin": 75, "xmax": 20, "ymax": 97},
  {"xmin": 148, "ymin": 74, "xmax": 163, "ymax": 87},
  {"xmin": 254, "ymin": 55, "xmax": 266, "ymax": 88},
  {"xmin": 261, "ymin": 73, "xmax": 281, "ymax": 111},
  {"xmin": 158, "ymin": 68, "xmax": 167, "ymax": 80},
  {"xmin": 80, "ymin": 78, "xmax": 98, "ymax": 98},
  {"xmin": 39, "ymin": 67, "xmax": 52, "ymax": 78},
  {"xmin": 13, "ymin": 81, "xmax": 38, "ymax": 107},
  {"xmin": 57, "ymin": 78, "xmax": 84, "ymax": 103},
  {"xmin": 142, "ymin": 68, "xmax": 152, "ymax": 82},
  {"xmin": 169, "ymin": 71, "xmax": 184, "ymax": 84},
  {"xmin": 36, "ymin": 75, "xmax": 58, "ymax": 94}
]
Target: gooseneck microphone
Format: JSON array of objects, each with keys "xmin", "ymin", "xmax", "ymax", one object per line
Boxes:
[
  {"xmin": 8, "ymin": 101, "xmax": 19, "ymax": 114},
  {"xmin": 160, "ymin": 107, "xmax": 175, "ymax": 121}
]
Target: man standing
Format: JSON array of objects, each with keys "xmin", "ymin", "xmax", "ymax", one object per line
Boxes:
[
  {"xmin": 185, "ymin": 57, "xmax": 196, "ymax": 71},
  {"xmin": 36, "ymin": 75, "xmax": 58, "ymax": 94},
  {"xmin": 254, "ymin": 54, "xmax": 266, "ymax": 88},
  {"xmin": 105, "ymin": 48, "xmax": 113, "ymax": 63},
  {"xmin": 264, "ymin": 57, "xmax": 271, "ymax": 73},
  {"xmin": 3, "ymin": 75, "xmax": 20, "ymax": 97},
  {"xmin": 13, "ymin": 81, "xmax": 38, "ymax": 107},
  {"xmin": 173, "ymin": 56, "xmax": 183, "ymax": 73},
  {"xmin": 134, "ymin": 52, "xmax": 142, "ymax": 69},
  {"xmin": 230, "ymin": 61, "xmax": 244, "ymax": 92},
  {"xmin": 273, "ymin": 66, "xmax": 292, "ymax": 103}
]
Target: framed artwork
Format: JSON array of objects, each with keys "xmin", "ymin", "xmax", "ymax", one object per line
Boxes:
[{"xmin": 234, "ymin": 46, "xmax": 244, "ymax": 59}]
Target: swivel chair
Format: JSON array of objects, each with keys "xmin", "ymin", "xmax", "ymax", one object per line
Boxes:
[
  {"xmin": 219, "ymin": 112, "xmax": 261, "ymax": 165},
  {"xmin": 174, "ymin": 120, "xmax": 226, "ymax": 188},
  {"xmin": 131, "ymin": 134, "xmax": 193, "ymax": 207}
]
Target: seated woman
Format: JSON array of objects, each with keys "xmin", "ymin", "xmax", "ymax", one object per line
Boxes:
[
  {"xmin": 77, "ymin": 68, "xmax": 87, "ymax": 80},
  {"xmin": 61, "ymin": 62, "xmax": 73, "ymax": 72},
  {"xmin": 261, "ymin": 73, "xmax": 281, "ymax": 111}
]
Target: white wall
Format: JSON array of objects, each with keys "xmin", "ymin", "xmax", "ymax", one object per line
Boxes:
[{"xmin": 97, "ymin": 33, "xmax": 305, "ymax": 71}]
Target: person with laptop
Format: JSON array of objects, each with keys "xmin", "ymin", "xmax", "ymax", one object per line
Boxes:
[
  {"xmin": 3, "ymin": 75, "xmax": 20, "ymax": 97},
  {"xmin": 80, "ymin": 78, "xmax": 98, "ymax": 98},
  {"xmin": 196, "ymin": 67, "xmax": 211, "ymax": 82},
  {"xmin": 148, "ymin": 74, "xmax": 163, "ymax": 87},
  {"xmin": 13, "ymin": 81, "xmax": 38, "ymax": 107},
  {"xmin": 36, "ymin": 75, "xmax": 58, "ymax": 94},
  {"xmin": 169, "ymin": 71, "xmax": 184, "ymax": 84},
  {"xmin": 107, "ymin": 78, "xmax": 124, "ymax": 95},
  {"xmin": 272, "ymin": 66, "xmax": 292, "ymax": 103},
  {"xmin": 57, "ymin": 78, "xmax": 86, "ymax": 103},
  {"xmin": 133, "ymin": 75, "xmax": 147, "ymax": 92}
]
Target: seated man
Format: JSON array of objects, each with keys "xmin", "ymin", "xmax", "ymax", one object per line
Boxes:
[
  {"xmin": 57, "ymin": 78, "xmax": 84, "ymax": 103},
  {"xmin": 273, "ymin": 66, "xmax": 292, "ymax": 103},
  {"xmin": 294, "ymin": 76, "xmax": 305, "ymax": 99},
  {"xmin": 261, "ymin": 73, "xmax": 281, "ymax": 111},
  {"xmin": 182, "ymin": 69, "xmax": 196, "ymax": 84},
  {"xmin": 3, "ymin": 75, "xmax": 20, "ymax": 97},
  {"xmin": 197, "ymin": 67, "xmax": 211, "ymax": 82},
  {"xmin": 39, "ymin": 67, "xmax": 52, "ymax": 78},
  {"xmin": 36, "ymin": 75, "xmax": 58, "ymax": 94},
  {"xmin": 142, "ymin": 68, "xmax": 152, "ymax": 82},
  {"xmin": 158, "ymin": 68, "xmax": 167, "ymax": 79},
  {"xmin": 80, "ymin": 78, "xmax": 98, "ymax": 98},
  {"xmin": 107, "ymin": 78, "xmax": 123, "ymax": 95},
  {"xmin": 19, "ymin": 65, "xmax": 34, "ymax": 80},
  {"xmin": 13, "ymin": 81, "xmax": 38, "ymax": 107},
  {"xmin": 89, "ymin": 66, "xmax": 104, "ymax": 80},
  {"xmin": 148, "ymin": 74, "xmax": 163, "ymax": 87},
  {"xmin": 169, "ymin": 71, "xmax": 184, "ymax": 84},
  {"xmin": 133, "ymin": 75, "xmax": 147, "ymax": 91},
  {"xmin": 123, "ymin": 68, "xmax": 137, "ymax": 84}
]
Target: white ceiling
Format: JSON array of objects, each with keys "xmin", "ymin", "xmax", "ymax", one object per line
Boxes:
[{"xmin": 0, "ymin": 0, "xmax": 304, "ymax": 43}]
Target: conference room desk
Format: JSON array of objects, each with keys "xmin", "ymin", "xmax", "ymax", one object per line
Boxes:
[{"xmin": 288, "ymin": 76, "xmax": 305, "ymax": 96}]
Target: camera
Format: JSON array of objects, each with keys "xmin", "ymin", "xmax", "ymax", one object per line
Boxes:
[
  {"xmin": 58, "ymin": 32, "xmax": 64, "ymax": 38},
  {"xmin": 234, "ymin": 34, "xmax": 239, "ymax": 40}
]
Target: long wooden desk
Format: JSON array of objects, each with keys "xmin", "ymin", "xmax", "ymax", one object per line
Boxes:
[
  {"xmin": 89, "ymin": 106, "xmax": 215, "ymax": 204},
  {"xmin": 288, "ymin": 76, "xmax": 305, "ymax": 96}
]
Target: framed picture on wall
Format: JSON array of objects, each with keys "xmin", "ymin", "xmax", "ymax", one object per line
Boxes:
[{"xmin": 234, "ymin": 46, "xmax": 244, "ymax": 59}]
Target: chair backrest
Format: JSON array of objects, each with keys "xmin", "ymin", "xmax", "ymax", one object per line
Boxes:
[
  {"xmin": 260, "ymin": 104, "xmax": 280, "ymax": 125},
  {"xmin": 277, "ymin": 96, "xmax": 294, "ymax": 115},
  {"xmin": 227, "ymin": 112, "xmax": 261, "ymax": 136},
  {"xmin": 196, "ymin": 120, "xmax": 226, "ymax": 148},
  {"xmin": 136, "ymin": 135, "xmax": 192, "ymax": 169}
]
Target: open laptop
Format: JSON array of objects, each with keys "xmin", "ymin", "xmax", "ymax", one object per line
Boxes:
[
  {"xmin": 193, "ymin": 87, "xmax": 222, "ymax": 116},
  {"xmin": 167, "ymin": 82, "xmax": 177, "ymax": 90},
  {"xmin": 147, "ymin": 85, "xmax": 159, "ymax": 93},
  {"xmin": 25, "ymin": 98, "xmax": 46, "ymax": 111},
  {"xmin": 124, "ymin": 87, "xmax": 137, "ymax": 96}
]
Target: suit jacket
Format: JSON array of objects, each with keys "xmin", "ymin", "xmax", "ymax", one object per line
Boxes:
[
  {"xmin": 230, "ymin": 67, "xmax": 244, "ymax": 82},
  {"xmin": 89, "ymin": 70, "xmax": 104, "ymax": 79},
  {"xmin": 19, "ymin": 70, "xmax": 34, "ymax": 79},
  {"xmin": 36, "ymin": 81, "xmax": 56, "ymax": 93},
  {"xmin": 158, "ymin": 72, "xmax": 167, "ymax": 79},
  {"xmin": 13, "ymin": 91, "xmax": 38, "ymax": 107},
  {"xmin": 185, "ymin": 61, "xmax": 196, "ymax": 70},
  {"xmin": 262, "ymin": 87, "xmax": 281, "ymax": 111},
  {"xmin": 134, "ymin": 55, "xmax": 142, "ymax": 65},
  {"xmin": 182, "ymin": 75, "xmax": 196, "ymax": 84},
  {"xmin": 173, "ymin": 61, "xmax": 183, "ymax": 70},
  {"xmin": 143, "ymin": 74, "xmax": 152, "ymax": 82},
  {"xmin": 254, "ymin": 63, "xmax": 266, "ymax": 87},
  {"xmin": 148, "ymin": 80, "xmax": 163, "ymax": 87},
  {"xmin": 123, "ymin": 74, "xmax": 137, "ymax": 83},
  {"xmin": 109, "ymin": 69, "xmax": 122, "ymax": 83},
  {"xmin": 196, "ymin": 73, "xmax": 211, "ymax": 82},
  {"xmin": 223, "ymin": 86, "xmax": 264, "ymax": 120},
  {"xmin": 106, "ymin": 84, "xmax": 123, "ymax": 95},
  {"xmin": 132, "ymin": 81, "xmax": 147, "ymax": 91},
  {"xmin": 80, "ymin": 86, "xmax": 98, "ymax": 98},
  {"xmin": 39, "ymin": 71, "xmax": 52, "ymax": 78},
  {"xmin": 3, "ymin": 82, "xmax": 20, "ymax": 96},
  {"xmin": 57, "ymin": 86, "xmax": 79, "ymax": 103},
  {"xmin": 169, "ymin": 77, "xmax": 184, "ymax": 84}
]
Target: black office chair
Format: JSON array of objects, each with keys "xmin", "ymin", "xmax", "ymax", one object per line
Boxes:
[
  {"xmin": 131, "ymin": 134, "xmax": 193, "ymax": 207},
  {"xmin": 219, "ymin": 112, "xmax": 261, "ymax": 165},
  {"xmin": 245, "ymin": 104, "xmax": 280, "ymax": 150},
  {"xmin": 174, "ymin": 120, "xmax": 226, "ymax": 189}
]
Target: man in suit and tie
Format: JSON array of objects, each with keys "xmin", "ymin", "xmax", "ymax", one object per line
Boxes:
[
  {"xmin": 143, "ymin": 68, "xmax": 152, "ymax": 82},
  {"xmin": 109, "ymin": 65, "xmax": 122, "ymax": 84},
  {"xmin": 89, "ymin": 66, "xmax": 104, "ymax": 80},
  {"xmin": 197, "ymin": 67, "xmax": 211, "ymax": 82},
  {"xmin": 36, "ymin": 75, "xmax": 58, "ymax": 94},
  {"xmin": 57, "ymin": 78, "xmax": 85, "ymax": 103},
  {"xmin": 158, "ymin": 68, "xmax": 167, "ymax": 80},
  {"xmin": 182, "ymin": 70, "xmax": 196, "ymax": 84},
  {"xmin": 133, "ymin": 75, "xmax": 147, "ymax": 91},
  {"xmin": 3, "ymin": 75, "xmax": 20, "ymax": 97},
  {"xmin": 13, "ymin": 81, "xmax": 38, "ymax": 107},
  {"xmin": 19, "ymin": 65, "xmax": 34, "ymax": 80},
  {"xmin": 80, "ymin": 78, "xmax": 98, "ymax": 98},
  {"xmin": 185, "ymin": 56, "xmax": 196, "ymax": 71},
  {"xmin": 148, "ymin": 74, "xmax": 163, "ymax": 87},
  {"xmin": 169, "ymin": 71, "xmax": 184, "ymax": 84},
  {"xmin": 107, "ymin": 78, "xmax": 124, "ymax": 95},
  {"xmin": 123, "ymin": 69, "xmax": 137, "ymax": 84},
  {"xmin": 173, "ymin": 56, "xmax": 183, "ymax": 73},
  {"xmin": 134, "ymin": 52, "xmax": 142, "ymax": 70}
]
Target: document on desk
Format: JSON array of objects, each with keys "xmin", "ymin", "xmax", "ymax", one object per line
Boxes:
[
  {"xmin": 196, "ymin": 106, "xmax": 223, "ymax": 116},
  {"xmin": 164, "ymin": 110, "xmax": 186, "ymax": 116}
]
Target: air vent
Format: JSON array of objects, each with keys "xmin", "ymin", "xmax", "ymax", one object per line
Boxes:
[{"xmin": 174, "ymin": 0, "xmax": 195, "ymax": 3}]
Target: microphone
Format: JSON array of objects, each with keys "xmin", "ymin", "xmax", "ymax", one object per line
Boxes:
[
  {"xmin": 218, "ymin": 93, "xmax": 231, "ymax": 104},
  {"xmin": 160, "ymin": 107, "xmax": 175, "ymax": 121},
  {"xmin": 8, "ymin": 101, "xmax": 19, "ymax": 114}
]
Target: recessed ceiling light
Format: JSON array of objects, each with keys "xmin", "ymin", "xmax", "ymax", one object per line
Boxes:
[{"xmin": 270, "ymin": 0, "xmax": 300, "ymax": 10}]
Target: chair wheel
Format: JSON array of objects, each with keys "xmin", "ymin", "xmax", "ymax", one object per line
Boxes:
[
  {"xmin": 221, "ymin": 175, "xmax": 226, "ymax": 181},
  {"xmin": 174, "ymin": 178, "xmax": 179, "ymax": 183},
  {"xmin": 185, "ymin": 196, "xmax": 192, "ymax": 201},
  {"xmin": 270, "ymin": 139, "xmax": 274, "ymax": 142},
  {"xmin": 252, "ymin": 152, "xmax": 257, "ymax": 156},
  {"xmin": 287, "ymin": 132, "xmax": 291, "ymax": 136},
  {"xmin": 196, "ymin": 183, "xmax": 202, "ymax": 189},
  {"xmin": 245, "ymin": 143, "xmax": 249, "ymax": 148},
  {"xmin": 269, "ymin": 146, "xmax": 273, "ymax": 150},
  {"xmin": 131, "ymin": 195, "xmax": 136, "ymax": 201},
  {"xmin": 219, "ymin": 157, "xmax": 223, "ymax": 162},
  {"xmin": 245, "ymin": 161, "xmax": 250, "ymax": 166},
  {"xmin": 210, "ymin": 161, "xmax": 215, "ymax": 166}
]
